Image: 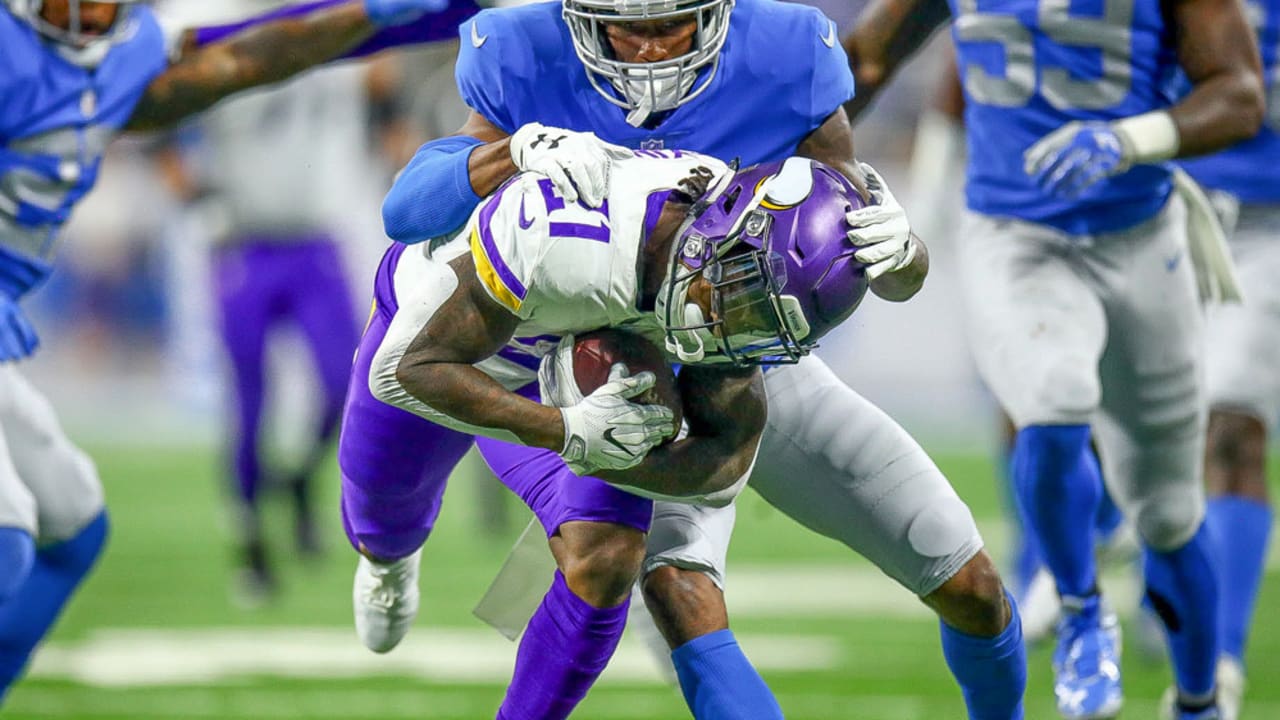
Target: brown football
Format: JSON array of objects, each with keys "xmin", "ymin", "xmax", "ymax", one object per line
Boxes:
[{"xmin": 572, "ymin": 328, "xmax": 683, "ymax": 439}]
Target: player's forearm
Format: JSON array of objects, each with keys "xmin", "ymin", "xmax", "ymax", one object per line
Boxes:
[
  {"xmin": 843, "ymin": 0, "xmax": 951, "ymax": 123},
  {"xmin": 391, "ymin": 360, "xmax": 566, "ymax": 450},
  {"xmin": 467, "ymin": 138, "xmax": 521, "ymax": 198},
  {"xmin": 1167, "ymin": 72, "xmax": 1265, "ymax": 158},
  {"xmin": 596, "ymin": 431, "xmax": 760, "ymax": 508},
  {"xmin": 869, "ymin": 234, "xmax": 929, "ymax": 302},
  {"xmin": 382, "ymin": 134, "xmax": 519, "ymax": 243},
  {"xmin": 595, "ymin": 367, "xmax": 766, "ymax": 505},
  {"xmin": 127, "ymin": 3, "xmax": 376, "ymax": 132},
  {"xmin": 1161, "ymin": 0, "xmax": 1264, "ymax": 159}
]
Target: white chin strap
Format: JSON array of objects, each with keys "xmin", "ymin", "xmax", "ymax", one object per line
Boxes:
[
  {"xmin": 668, "ymin": 303, "xmax": 711, "ymax": 363},
  {"xmin": 17, "ymin": 0, "xmax": 132, "ymax": 69},
  {"xmin": 619, "ymin": 69, "xmax": 697, "ymax": 127},
  {"xmin": 55, "ymin": 37, "xmax": 114, "ymax": 67},
  {"xmin": 656, "ymin": 276, "xmax": 715, "ymax": 363}
]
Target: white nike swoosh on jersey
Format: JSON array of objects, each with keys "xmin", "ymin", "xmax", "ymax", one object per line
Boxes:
[
  {"xmin": 471, "ymin": 22, "xmax": 488, "ymax": 48},
  {"xmin": 820, "ymin": 20, "xmax": 836, "ymax": 48}
]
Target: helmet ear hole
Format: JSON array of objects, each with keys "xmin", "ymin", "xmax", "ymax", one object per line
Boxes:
[{"xmin": 720, "ymin": 186, "xmax": 741, "ymax": 214}]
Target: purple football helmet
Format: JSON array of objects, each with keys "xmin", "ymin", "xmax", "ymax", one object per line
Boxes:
[{"xmin": 657, "ymin": 157, "xmax": 870, "ymax": 366}]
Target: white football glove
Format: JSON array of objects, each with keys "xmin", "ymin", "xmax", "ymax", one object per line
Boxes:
[
  {"xmin": 509, "ymin": 123, "xmax": 632, "ymax": 208},
  {"xmin": 847, "ymin": 162, "xmax": 916, "ymax": 281},
  {"xmin": 538, "ymin": 334, "xmax": 582, "ymax": 408},
  {"xmin": 558, "ymin": 363, "xmax": 675, "ymax": 476}
]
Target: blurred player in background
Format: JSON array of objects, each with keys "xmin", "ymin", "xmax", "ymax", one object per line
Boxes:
[
  {"xmin": 844, "ymin": 0, "xmax": 1263, "ymax": 717},
  {"xmin": 1172, "ymin": 1, "xmax": 1280, "ymax": 714},
  {"xmin": 195, "ymin": 62, "xmax": 372, "ymax": 603},
  {"xmin": 371, "ymin": 0, "xmax": 1029, "ymax": 718},
  {"xmin": 908, "ymin": 51, "xmax": 1135, "ymax": 645},
  {"xmin": 0, "ymin": 0, "xmax": 463, "ymax": 703},
  {"xmin": 157, "ymin": 0, "xmax": 441, "ymax": 602},
  {"xmin": 913, "ymin": 38, "xmax": 1276, "ymax": 717}
]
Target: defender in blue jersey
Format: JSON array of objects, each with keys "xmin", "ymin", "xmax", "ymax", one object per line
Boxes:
[
  {"xmin": 0, "ymin": 0, "xmax": 458, "ymax": 703},
  {"xmin": 1174, "ymin": 2, "xmax": 1280, "ymax": 715},
  {"xmin": 354, "ymin": 0, "xmax": 1029, "ymax": 718},
  {"xmin": 844, "ymin": 0, "xmax": 1264, "ymax": 717}
]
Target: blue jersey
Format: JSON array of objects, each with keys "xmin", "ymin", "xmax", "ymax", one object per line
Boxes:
[
  {"xmin": 1178, "ymin": 0, "xmax": 1280, "ymax": 203},
  {"xmin": 950, "ymin": 0, "xmax": 1181, "ymax": 234},
  {"xmin": 455, "ymin": 0, "xmax": 853, "ymax": 165},
  {"xmin": 0, "ymin": 7, "xmax": 167, "ymax": 301}
]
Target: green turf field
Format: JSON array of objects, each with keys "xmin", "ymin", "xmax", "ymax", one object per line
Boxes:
[{"xmin": 4, "ymin": 446, "xmax": 1277, "ymax": 719}]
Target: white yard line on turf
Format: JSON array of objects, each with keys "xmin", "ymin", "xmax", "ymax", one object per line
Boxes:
[{"xmin": 26, "ymin": 628, "xmax": 840, "ymax": 688}]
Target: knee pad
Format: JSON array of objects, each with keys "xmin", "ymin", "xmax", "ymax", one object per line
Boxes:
[
  {"xmin": 644, "ymin": 502, "xmax": 734, "ymax": 590},
  {"xmin": 38, "ymin": 448, "xmax": 105, "ymax": 544},
  {"xmin": 1029, "ymin": 359, "xmax": 1101, "ymax": 424},
  {"xmin": 338, "ymin": 465, "xmax": 449, "ymax": 559},
  {"xmin": 906, "ymin": 493, "xmax": 986, "ymax": 596},
  {"xmin": 1135, "ymin": 493, "xmax": 1204, "ymax": 551}
]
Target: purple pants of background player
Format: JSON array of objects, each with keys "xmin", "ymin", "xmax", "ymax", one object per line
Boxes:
[
  {"xmin": 212, "ymin": 235, "xmax": 359, "ymax": 506},
  {"xmin": 212, "ymin": 234, "xmax": 360, "ymax": 596},
  {"xmin": 337, "ymin": 242, "xmax": 652, "ymax": 560}
]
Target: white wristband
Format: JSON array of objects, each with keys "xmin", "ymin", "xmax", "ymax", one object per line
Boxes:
[{"xmin": 1111, "ymin": 110, "xmax": 1180, "ymax": 164}]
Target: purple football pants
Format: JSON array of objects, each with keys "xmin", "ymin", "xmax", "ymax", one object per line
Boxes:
[
  {"xmin": 338, "ymin": 244, "xmax": 652, "ymax": 561},
  {"xmin": 212, "ymin": 235, "xmax": 360, "ymax": 504}
]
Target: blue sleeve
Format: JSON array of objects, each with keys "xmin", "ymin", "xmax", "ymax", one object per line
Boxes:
[
  {"xmin": 455, "ymin": 11, "xmax": 519, "ymax": 133},
  {"xmin": 382, "ymin": 135, "xmax": 484, "ymax": 244}
]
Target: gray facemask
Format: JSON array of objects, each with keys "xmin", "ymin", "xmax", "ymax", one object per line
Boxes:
[{"xmin": 563, "ymin": 0, "xmax": 734, "ymax": 126}]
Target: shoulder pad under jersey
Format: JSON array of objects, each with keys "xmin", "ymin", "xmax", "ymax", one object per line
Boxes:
[
  {"xmin": 466, "ymin": 174, "xmax": 550, "ymax": 318},
  {"xmin": 456, "ymin": 2, "xmax": 570, "ymax": 134},
  {"xmin": 733, "ymin": 0, "xmax": 854, "ymax": 128}
]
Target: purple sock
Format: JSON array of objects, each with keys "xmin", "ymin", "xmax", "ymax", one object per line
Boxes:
[{"xmin": 496, "ymin": 571, "xmax": 628, "ymax": 720}]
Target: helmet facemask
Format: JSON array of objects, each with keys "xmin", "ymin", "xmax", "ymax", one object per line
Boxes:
[
  {"xmin": 7, "ymin": 0, "xmax": 141, "ymax": 67},
  {"xmin": 563, "ymin": 0, "xmax": 734, "ymax": 127}
]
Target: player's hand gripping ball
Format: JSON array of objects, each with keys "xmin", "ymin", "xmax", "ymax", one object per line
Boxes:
[
  {"xmin": 540, "ymin": 329, "xmax": 683, "ymax": 475},
  {"xmin": 570, "ymin": 329, "xmax": 683, "ymax": 438}
]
